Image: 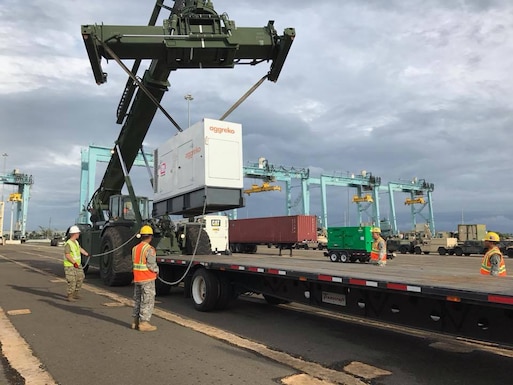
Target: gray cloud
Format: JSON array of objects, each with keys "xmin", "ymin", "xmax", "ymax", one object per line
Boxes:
[{"xmin": 1, "ymin": 0, "xmax": 513, "ymax": 235}]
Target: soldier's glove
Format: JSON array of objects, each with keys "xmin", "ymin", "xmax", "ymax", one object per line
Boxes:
[{"xmin": 73, "ymin": 262, "xmax": 80, "ymax": 269}]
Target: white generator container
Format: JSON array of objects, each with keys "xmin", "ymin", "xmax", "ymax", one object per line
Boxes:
[{"xmin": 153, "ymin": 118, "xmax": 244, "ymax": 217}]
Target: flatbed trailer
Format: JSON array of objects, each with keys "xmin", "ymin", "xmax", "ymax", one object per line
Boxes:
[{"xmin": 155, "ymin": 253, "xmax": 513, "ymax": 347}]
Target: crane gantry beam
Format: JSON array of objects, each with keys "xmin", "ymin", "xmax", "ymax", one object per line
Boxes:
[{"xmin": 381, "ymin": 179, "xmax": 435, "ymax": 235}]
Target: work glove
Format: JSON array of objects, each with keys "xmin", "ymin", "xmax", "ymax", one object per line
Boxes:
[{"xmin": 73, "ymin": 262, "xmax": 80, "ymax": 269}]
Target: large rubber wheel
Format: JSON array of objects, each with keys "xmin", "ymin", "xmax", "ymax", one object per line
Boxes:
[
  {"xmin": 399, "ymin": 246, "xmax": 409, "ymax": 254},
  {"xmin": 185, "ymin": 226, "xmax": 212, "ymax": 255},
  {"xmin": 215, "ymin": 273, "xmax": 235, "ymax": 310},
  {"xmin": 99, "ymin": 227, "xmax": 135, "ymax": 286},
  {"xmin": 339, "ymin": 252, "xmax": 349, "ymax": 263},
  {"xmin": 438, "ymin": 248, "xmax": 447, "ymax": 256},
  {"xmin": 414, "ymin": 246, "xmax": 422, "ymax": 255},
  {"xmin": 329, "ymin": 252, "xmax": 339, "ymax": 262},
  {"xmin": 191, "ymin": 268, "xmax": 220, "ymax": 312},
  {"xmin": 507, "ymin": 249, "xmax": 513, "ymax": 258},
  {"xmin": 155, "ymin": 266, "xmax": 174, "ymax": 296},
  {"xmin": 454, "ymin": 247, "xmax": 463, "ymax": 256}
]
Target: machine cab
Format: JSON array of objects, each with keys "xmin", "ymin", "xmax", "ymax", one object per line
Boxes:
[{"xmin": 109, "ymin": 195, "xmax": 151, "ymax": 221}]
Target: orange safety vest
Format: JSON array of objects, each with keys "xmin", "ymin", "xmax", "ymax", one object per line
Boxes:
[
  {"xmin": 370, "ymin": 237, "xmax": 387, "ymax": 261},
  {"xmin": 480, "ymin": 246, "xmax": 506, "ymax": 276},
  {"xmin": 132, "ymin": 242, "xmax": 157, "ymax": 283}
]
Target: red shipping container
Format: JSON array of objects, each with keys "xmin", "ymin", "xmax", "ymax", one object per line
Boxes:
[{"xmin": 229, "ymin": 215, "xmax": 317, "ymax": 244}]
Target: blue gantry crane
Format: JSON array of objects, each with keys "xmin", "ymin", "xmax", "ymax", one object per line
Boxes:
[
  {"xmin": 242, "ymin": 157, "xmax": 310, "ymax": 217},
  {"xmin": 307, "ymin": 171, "xmax": 382, "ymax": 230},
  {"xmin": 0, "ymin": 169, "xmax": 34, "ymax": 238},
  {"xmin": 78, "ymin": 147, "xmax": 432, "ymax": 234},
  {"xmin": 383, "ymin": 178, "xmax": 435, "ymax": 235}
]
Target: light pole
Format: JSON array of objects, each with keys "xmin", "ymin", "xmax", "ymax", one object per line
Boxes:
[
  {"xmin": 184, "ymin": 94, "xmax": 194, "ymax": 128},
  {"xmin": 1, "ymin": 153, "xmax": 7, "ymax": 202}
]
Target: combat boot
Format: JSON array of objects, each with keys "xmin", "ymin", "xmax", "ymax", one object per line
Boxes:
[
  {"xmin": 73, "ymin": 291, "xmax": 81, "ymax": 299},
  {"xmin": 67, "ymin": 294, "xmax": 76, "ymax": 302},
  {"xmin": 138, "ymin": 321, "xmax": 157, "ymax": 332},
  {"xmin": 130, "ymin": 317, "xmax": 139, "ymax": 330}
]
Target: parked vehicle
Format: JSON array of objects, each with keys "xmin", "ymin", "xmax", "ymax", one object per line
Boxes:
[
  {"xmin": 413, "ymin": 232, "xmax": 458, "ymax": 255},
  {"xmin": 453, "ymin": 240, "xmax": 485, "ymax": 256}
]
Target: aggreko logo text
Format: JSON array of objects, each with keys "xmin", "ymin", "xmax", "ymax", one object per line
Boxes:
[
  {"xmin": 185, "ymin": 147, "xmax": 201, "ymax": 159},
  {"xmin": 209, "ymin": 126, "xmax": 235, "ymax": 134}
]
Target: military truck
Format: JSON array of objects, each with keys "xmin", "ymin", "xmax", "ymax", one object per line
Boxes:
[
  {"xmin": 413, "ymin": 232, "xmax": 458, "ymax": 255},
  {"xmin": 453, "ymin": 240, "xmax": 485, "ymax": 256}
]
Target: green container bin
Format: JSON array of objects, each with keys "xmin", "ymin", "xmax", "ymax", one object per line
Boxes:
[{"xmin": 327, "ymin": 226, "xmax": 373, "ymax": 252}]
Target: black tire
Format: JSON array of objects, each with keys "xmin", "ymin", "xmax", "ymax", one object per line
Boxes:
[
  {"xmin": 50, "ymin": 239, "xmax": 58, "ymax": 246},
  {"xmin": 423, "ymin": 251, "xmax": 430, "ymax": 255},
  {"xmin": 185, "ymin": 226, "xmax": 212, "ymax": 255},
  {"xmin": 215, "ymin": 273, "xmax": 235, "ymax": 310},
  {"xmin": 191, "ymin": 268, "xmax": 219, "ymax": 312},
  {"xmin": 438, "ymin": 248, "xmax": 447, "ymax": 256},
  {"xmin": 263, "ymin": 294, "xmax": 290, "ymax": 305},
  {"xmin": 99, "ymin": 227, "xmax": 135, "ymax": 286},
  {"xmin": 329, "ymin": 252, "xmax": 339, "ymax": 262},
  {"xmin": 507, "ymin": 249, "xmax": 513, "ymax": 258},
  {"xmin": 339, "ymin": 252, "xmax": 349, "ymax": 263},
  {"xmin": 454, "ymin": 247, "xmax": 463, "ymax": 256},
  {"xmin": 155, "ymin": 266, "xmax": 174, "ymax": 296},
  {"xmin": 399, "ymin": 245, "xmax": 409, "ymax": 254},
  {"xmin": 414, "ymin": 246, "xmax": 422, "ymax": 255},
  {"xmin": 246, "ymin": 244, "xmax": 258, "ymax": 254},
  {"xmin": 464, "ymin": 253, "xmax": 471, "ymax": 256}
]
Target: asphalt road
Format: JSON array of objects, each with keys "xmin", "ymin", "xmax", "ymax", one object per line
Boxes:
[{"xmin": 1, "ymin": 243, "xmax": 512, "ymax": 385}]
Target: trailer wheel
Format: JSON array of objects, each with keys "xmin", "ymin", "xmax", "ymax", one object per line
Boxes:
[
  {"xmin": 414, "ymin": 246, "xmax": 422, "ymax": 254},
  {"xmin": 339, "ymin": 252, "xmax": 349, "ymax": 263},
  {"xmin": 191, "ymin": 268, "xmax": 220, "ymax": 312},
  {"xmin": 99, "ymin": 227, "xmax": 134, "ymax": 286},
  {"xmin": 215, "ymin": 273, "xmax": 235, "ymax": 310},
  {"xmin": 185, "ymin": 226, "xmax": 212, "ymax": 255},
  {"xmin": 329, "ymin": 252, "xmax": 339, "ymax": 262},
  {"xmin": 155, "ymin": 266, "xmax": 174, "ymax": 296}
]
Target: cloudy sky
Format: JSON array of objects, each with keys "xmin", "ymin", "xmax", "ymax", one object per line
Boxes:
[{"xmin": 1, "ymin": 0, "xmax": 513, "ymax": 235}]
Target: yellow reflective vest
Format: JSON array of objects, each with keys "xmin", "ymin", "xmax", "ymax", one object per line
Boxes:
[
  {"xmin": 480, "ymin": 246, "xmax": 506, "ymax": 276},
  {"xmin": 64, "ymin": 239, "xmax": 81, "ymax": 267}
]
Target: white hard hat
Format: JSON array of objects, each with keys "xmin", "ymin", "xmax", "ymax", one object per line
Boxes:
[{"xmin": 69, "ymin": 225, "xmax": 81, "ymax": 234}]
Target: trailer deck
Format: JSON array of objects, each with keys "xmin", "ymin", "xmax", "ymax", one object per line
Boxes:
[
  {"xmin": 157, "ymin": 252, "xmax": 513, "ymax": 346},
  {"xmin": 159, "ymin": 253, "xmax": 513, "ymax": 302}
]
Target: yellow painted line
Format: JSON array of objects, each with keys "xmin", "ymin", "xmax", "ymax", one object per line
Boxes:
[
  {"xmin": 344, "ymin": 361, "xmax": 391, "ymax": 380},
  {"xmin": 0, "ymin": 307, "xmax": 57, "ymax": 385},
  {"xmin": 102, "ymin": 302, "xmax": 126, "ymax": 307},
  {"xmin": 0, "ymin": 253, "xmax": 368, "ymax": 385},
  {"xmin": 281, "ymin": 373, "xmax": 337, "ymax": 384},
  {"xmin": 6, "ymin": 309, "xmax": 31, "ymax": 316}
]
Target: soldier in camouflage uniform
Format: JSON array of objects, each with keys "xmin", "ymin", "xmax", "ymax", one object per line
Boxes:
[
  {"xmin": 370, "ymin": 227, "xmax": 387, "ymax": 266},
  {"xmin": 63, "ymin": 225, "xmax": 90, "ymax": 301},
  {"xmin": 131, "ymin": 225, "xmax": 159, "ymax": 332}
]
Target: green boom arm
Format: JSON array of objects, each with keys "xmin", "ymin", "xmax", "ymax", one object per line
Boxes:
[{"xmin": 81, "ymin": 0, "xmax": 295, "ymax": 219}]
